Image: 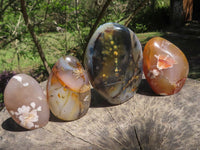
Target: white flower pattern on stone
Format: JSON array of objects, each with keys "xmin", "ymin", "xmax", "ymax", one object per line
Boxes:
[{"xmin": 9, "ymin": 102, "xmax": 42, "ymax": 129}]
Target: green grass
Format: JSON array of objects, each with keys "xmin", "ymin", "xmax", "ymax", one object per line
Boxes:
[
  {"xmin": 136, "ymin": 32, "xmax": 164, "ymax": 45},
  {"xmin": 0, "ymin": 32, "xmax": 79, "ymax": 73}
]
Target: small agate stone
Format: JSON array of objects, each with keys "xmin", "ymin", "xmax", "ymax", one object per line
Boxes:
[
  {"xmin": 47, "ymin": 55, "xmax": 91, "ymax": 121},
  {"xmin": 84, "ymin": 23, "xmax": 143, "ymax": 104},
  {"xmin": 143, "ymin": 37, "xmax": 189, "ymax": 95},
  {"xmin": 4, "ymin": 74, "xmax": 50, "ymax": 129}
]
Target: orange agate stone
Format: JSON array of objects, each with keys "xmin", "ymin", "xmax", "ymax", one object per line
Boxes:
[{"xmin": 143, "ymin": 37, "xmax": 189, "ymax": 95}]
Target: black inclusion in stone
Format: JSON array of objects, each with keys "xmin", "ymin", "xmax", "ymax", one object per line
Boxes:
[
  {"xmin": 134, "ymin": 41, "xmax": 137, "ymax": 48},
  {"xmin": 92, "ymin": 33, "xmax": 104, "ymax": 79},
  {"xmin": 113, "ymin": 24, "xmax": 132, "ymax": 73}
]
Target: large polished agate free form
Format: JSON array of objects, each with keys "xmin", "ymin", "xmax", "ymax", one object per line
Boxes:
[
  {"xmin": 4, "ymin": 74, "xmax": 50, "ymax": 129},
  {"xmin": 47, "ymin": 55, "xmax": 91, "ymax": 121},
  {"xmin": 143, "ymin": 37, "xmax": 189, "ymax": 95},
  {"xmin": 84, "ymin": 23, "xmax": 143, "ymax": 104}
]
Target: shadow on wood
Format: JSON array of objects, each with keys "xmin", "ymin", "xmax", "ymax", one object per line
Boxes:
[
  {"xmin": 90, "ymin": 89, "xmax": 111, "ymax": 108},
  {"xmin": 137, "ymin": 79, "xmax": 158, "ymax": 96},
  {"xmin": 2, "ymin": 117, "xmax": 28, "ymax": 132}
]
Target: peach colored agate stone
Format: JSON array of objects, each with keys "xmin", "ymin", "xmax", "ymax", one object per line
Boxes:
[
  {"xmin": 4, "ymin": 74, "xmax": 50, "ymax": 129},
  {"xmin": 143, "ymin": 37, "xmax": 189, "ymax": 95},
  {"xmin": 47, "ymin": 55, "xmax": 91, "ymax": 121}
]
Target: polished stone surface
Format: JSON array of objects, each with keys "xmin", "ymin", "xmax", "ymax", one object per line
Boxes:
[
  {"xmin": 143, "ymin": 37, "xmax": 189, "ymax": 95},
  {"xmin": 47, "ymin": 55, "xmax": 91, "ymax": 121},
  {"xmin": 4, "ymin": 74, "xmax": 50, "ymax": 129},
  {"xmin": 84, "ymin": 23, "xmax": 143, "ymax": 104}
]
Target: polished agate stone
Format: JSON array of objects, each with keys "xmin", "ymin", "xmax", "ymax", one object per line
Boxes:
[
  {"xmin": 4, "ymin": 74, "xmax": 50, "ymax": 129},
  {"xmin": 47, "ymin": 55, "xmax": 91, "ymax": 121},
  {"xmin": 84, "ymin": 23, "xmax": 143, "ymax": 104},
  {"xmin": 143, "ymin": 37, "xmax": 189, "ymax": 95}
]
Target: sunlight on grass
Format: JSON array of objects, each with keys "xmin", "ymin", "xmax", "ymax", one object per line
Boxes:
[
  {"xmin": 0, "ymin": 32, "xmax": 78, "ymax": 73},
  {"xmin": 136, "ymin": 32, "xmax": 164, "ymax": 45}
]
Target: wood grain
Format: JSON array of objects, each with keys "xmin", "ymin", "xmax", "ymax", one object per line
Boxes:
[{"xmin": 0, "ymin": 79, "xmax": 200, "ymax": 150}]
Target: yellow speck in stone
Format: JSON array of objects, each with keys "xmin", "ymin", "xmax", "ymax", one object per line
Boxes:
[
  {"xmin": 58, "ymin": 93, "xmax": 61, "ymax": 98},
  {"xmin": 109, "ymin": 48, "xmax": 112, "ymax": 51},
  {"xmin": 110, "ymin": 41, "xmax": 114, "ymax": 45},
  {"xmin": 115, "ymin": 58, "xmax": 118, "ymax": 63},
  {"xmin": 102, "ymin": 74, "xmax": 106, "ymax": 78},
  {"xmin": 114, "ymin": 51, "xmax": 118, "ymax": 56},
  {"xmin": 102, "ymin": 50, "xmax": 109, "ymax": 55},
  {"xmin": 114, "ymin": 45, "xmax": 117, "ymax": 49},
  {"xmin": 115, "ymin": 67, "xmax": 119, "ymax": 72}
]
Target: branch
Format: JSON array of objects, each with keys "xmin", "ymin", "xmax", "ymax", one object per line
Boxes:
[
  {"xmin": 0, "ymin": 36, "xmax": 20, "ymax": 49},
  {"xmin": 44, "ymin": 0, "xmax": 50, "ymax": 20},
  {"xmin": 12, "ymin": 14, "xmax": 23, "ymax": 36},
  {"xmin": 20, "ymin": 0, "xmax": 51, "ymax": 74},
  {"xmin": 88, "ymin": 0, "xmax": 112, "ymax": 41},
  {"xmin": 82, "ymin": 0, "xmax": 112, "ymax": 62},
  {"xmin": 124, "ymin": 0, "xmax": 150, "ymax": 27}
]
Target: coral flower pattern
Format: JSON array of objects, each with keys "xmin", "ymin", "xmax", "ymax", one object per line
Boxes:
[
  {"xmin": 154, "ymin": 54, "xmax": 177, "ymax": 70},
  {"xmin": 4, "ymin": 74, "xmax": 50, "ymax": 129},
  {"xmin": 10, "ymin": 102, "xmax": 42, "ymax": 129}
]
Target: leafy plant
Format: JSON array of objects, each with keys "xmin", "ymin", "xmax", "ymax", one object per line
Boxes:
[
  {"xmin": 129, "ymin": 4, "xmax": 170, "ymax": 32},
  {"xmin": 135, "ymin": 23, "xmax": 148, "ymax": 33}
]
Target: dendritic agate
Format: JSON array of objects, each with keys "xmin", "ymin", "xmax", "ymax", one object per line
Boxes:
[
  {"xmin": 143, "ymin": 37, "xmax": 189, "ymax": 95},
  {"xmin": 4, "ymin": 74, "xmax": 50, "ymax": 129},
  {"xmin": 84, "ymin": 23, "xmax": 143, "ymax": 104},
  {"xmin": 47, "ymin": 55, "xmax": 91, "ymax": 121}
]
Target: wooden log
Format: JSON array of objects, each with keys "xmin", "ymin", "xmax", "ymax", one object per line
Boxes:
[{"xmin": 0, "ymin": 79, "xmax": 200, "ymax": 149}]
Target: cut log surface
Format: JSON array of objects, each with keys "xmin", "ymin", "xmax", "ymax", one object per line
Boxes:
[{"xmin": 0, "ymin": 79, "xmax": 200, "ymax": 150}]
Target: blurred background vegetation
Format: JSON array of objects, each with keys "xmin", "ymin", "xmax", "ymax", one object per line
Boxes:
[{"xmin": 0, "ymin": 0, "xmax": 199, "ymax": 110}]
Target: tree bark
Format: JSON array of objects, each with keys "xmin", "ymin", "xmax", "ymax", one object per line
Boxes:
[
  {"xmin": 170, "ymin": 0, "xmax": 184, "ymax": 27},
  {"xmin": 1, "ymin": 79, "xmax": 200, "ymax": 149},
  {"xmin": 20, "ymin": 0, "xmax": 51, "ymax": 74}
]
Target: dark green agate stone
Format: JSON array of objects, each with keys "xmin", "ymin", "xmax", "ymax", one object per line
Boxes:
[{"xmin": 84, "ymin": 23, "xmax": 143, "ymax": 104}]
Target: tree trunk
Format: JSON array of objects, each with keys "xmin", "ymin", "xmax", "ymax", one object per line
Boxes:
[
  {"xmin": 20, "ymin": 0, "xmax": 51, "ymax": 74},
  {"xmin": 170, "ymin": 0, "xmax": 184, "ymax": 27},
  {"xmin": 1, "ymin": 79, "xmax": 200, "ymax": 149},
  {"xmin": 183, "ymin": 0, "xmax": 193, "ymax": 22}
]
